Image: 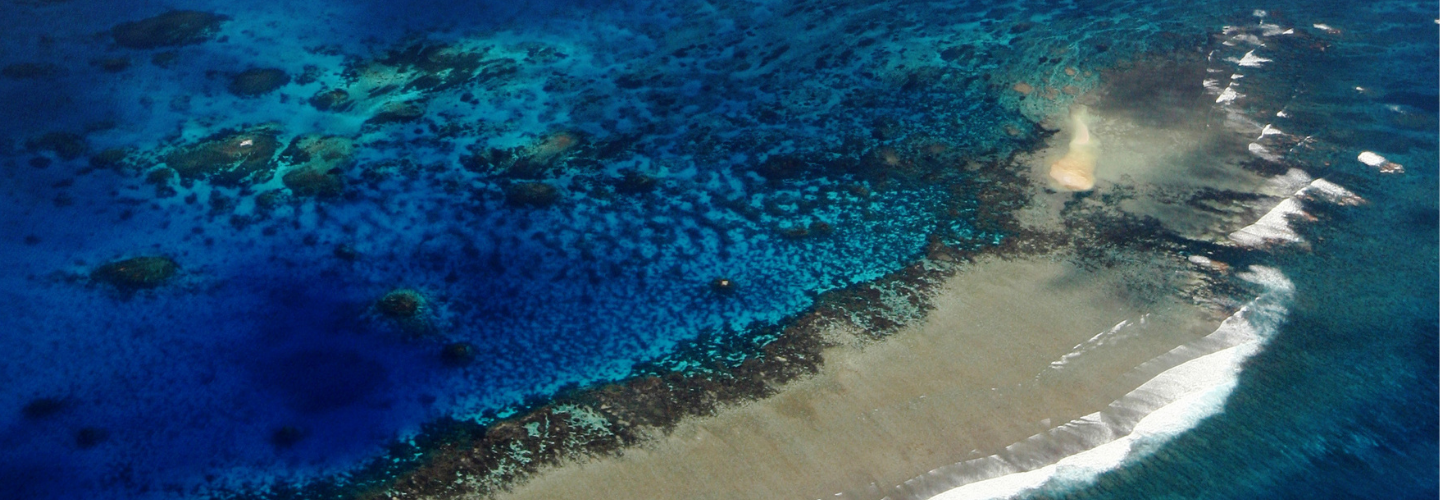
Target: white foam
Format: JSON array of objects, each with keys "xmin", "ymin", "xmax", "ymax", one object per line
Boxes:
[
  {"xmin": 1247, "ymin": 142, "xmax": 1281, "ymax": 161},
  {"xmin": 1234, "ymin": 50, "xmax": 1272, "ymax": 67},
  {"xmin": 1228, "ymin": 197, "xmax": 1310, "ymax": 247},
  {"xmin": 1357, "ymin": 151, "xmax": 1387, "ymax": 166},
  {"xmin": 1259, "ymin": 23, "xmax": 1288, "ymax": 37},
  {"xmin": 1046, "ymin": 317, "xmax": 1144, "ymax": 372},
  {"xmin": 1216, "ymin": 87, "xmax": 1242, "ymax": 103},
  {"xmin": 1228, "ymin": 34, "xmax": 1264, "ymax": 46},
  {"xmin": 1228, "ymin": 171, "xmax": 1365, "ymax": 248},
  {"xmin": 917, "ymin": 268, "xmax": 1293, "ymax": 500},
  {"xmin": 1302, "ymin": 179, "xmax": 1364, "ymax": 206},
  {"xmin": 1269, "ymin": 168, "xmax": 1312, "ymax": 193},
  {"xmin": 1357, "ymin": 151, "xmax": 1404, "ymax": 173}
]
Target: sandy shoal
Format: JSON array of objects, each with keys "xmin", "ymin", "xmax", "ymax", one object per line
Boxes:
[{"xmin": 491, "ymin": 255, "xmax": 1218, "ymax": 500}]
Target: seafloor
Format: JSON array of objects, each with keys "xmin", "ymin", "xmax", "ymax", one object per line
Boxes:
[{"xmin": 0, "ymin": 0, "xmax": 1434, "ymax": 499}]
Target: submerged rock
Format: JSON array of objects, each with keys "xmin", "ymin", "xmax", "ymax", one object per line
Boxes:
[
  {"xmin": 377, "ymin": 289, "xmax": 425, "ymax": 318},
  {"xmin": 229, "ymin": 68, "xmax": 290, "ymax": 97},
  {"xmin": 162, "ymin": 127, "xmax": 281, "ymax": 186},
  {"xmin": 91, "ymin": 256, "xmax": 179, "ymax": 290},
  {"xmin": 111, "ymin": 11, "xmax": 227, "ymax": 49},
  {"xmin": 710, "ymin": 277, "xmax": 737, "ymax": 295}
]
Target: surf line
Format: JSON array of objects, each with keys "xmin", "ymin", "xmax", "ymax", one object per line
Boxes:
[{"xmin": 869, "ymin": 267, "xmax": 1294, "ymax": 500}]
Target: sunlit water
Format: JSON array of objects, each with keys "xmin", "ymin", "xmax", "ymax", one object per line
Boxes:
[{"xmin": 0, "ymin": 0, "xmax": 1432, "ymax": 499}]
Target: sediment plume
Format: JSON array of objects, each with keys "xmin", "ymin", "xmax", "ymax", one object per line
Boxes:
[{"xmin": 1048, "ymin": 107, "xmax": 1098, "ymax": 191}]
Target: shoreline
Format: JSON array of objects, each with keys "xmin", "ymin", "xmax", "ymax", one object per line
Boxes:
[{"xmin": 492, "ymin": 253, "xmax": 1231, "ymax": 500}]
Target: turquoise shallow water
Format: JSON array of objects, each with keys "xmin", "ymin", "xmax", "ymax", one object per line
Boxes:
[{"xmin": 0, "ymin": 0, "xmax": 1433, "ymax": 498}]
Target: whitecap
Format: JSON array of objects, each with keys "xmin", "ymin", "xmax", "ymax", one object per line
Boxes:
[
  {"xmin": 916, "ymin": 268, "xmax": 1294, "ymax": 500},
  {"xmin": 1216, "ymin": 87, "xmax": 1241, "ymax": 103},
  {"xmin": 1235, "ymin": 50, "xmax": 1272, "ymax": 67}
]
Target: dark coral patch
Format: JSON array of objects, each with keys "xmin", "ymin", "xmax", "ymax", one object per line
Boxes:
[
  {"xmin": 88, "ymin": 148, "xmax": 130, "ymax": 170},
  {"xmin": 229, "ymin": 68, "xmax": 290, "ymax": 97},
  {"xmin": 504, "ymin": 182, "xmax": 560, "ymax": 207},
  {"xmin": 377, "ymin": 289, "xmax": 425, "ymax": 318},
  {"xmin": 440, "ymin": 342, "xmax": 476, "ymax": 366},
  {"xmin": 75, "ymin": 427, "xmax": 110, "ymax": 449},
  {"xmin": 21, "ymin": 397, "xmax": 68, "ymax": 419},
  {"xmin": 271, "ymin": 426, "xmax": 305, "ymax": 447},
  {"xmin": 111, "ymin": 11, "xmax": 227, "ymax": 49},
  {"xmin": 614, "ymin": 170, "xmax": 658, "ymax": 194},
  {"xmin": 279, "ymin": 135, "xmax": 353, "ymax": 197},
  {"xmin": 91, "ymin": 256, "xmax": 179, "ymax": 291},
  {"xmin": 92, "ymin": 57, "xmax": 132, "ymax": 73},
  {"xmin": 25, "ymin": 132, "xmax": 87, "ymax": 160},
  {"xmin": 366, "ymin": 101, "xmax": 426, "ymax": 125},
  {"xmin": 281, "ymin": 167, "xmax": 344, "ymax": 198},
  {"xmin": 1, "ymin": 62, "xmax": 63, "ymax": 79},
  {"xmin": 308, "ymin": 88, "xmax": 351, "ymax": 111},
  {"xmin": 163, "ymin": 128, "xmax": 281, "ymax": 186}
]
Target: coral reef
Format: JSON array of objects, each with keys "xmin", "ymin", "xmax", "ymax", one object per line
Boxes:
[
  {"xmin": 229, "ymin": 68, "xmax": 291, "ymax": 97},
  {"xmin": 25, "ymin": 132, "xmax": 87, "ymax": 160},
  {"xmin": 377, "ymin": 289, "xmax": 426, "ymax": 318},
  {"xmin": 365, "ymin": 100, "xmax": 426, "ymax": 125},
  {"xmin": 111, "ymin": 11, "xmax": 227, "ymax": 49},
  {"xmin": 441, "ymin": 342, "xmax": 476, "ymax": 366},
  {"xmin": 278, "ymin": 135, "xmax": 354, "ymax": 197},
  {"xmin": 161, "ymin": 127, "xmax": 281, "ymax": 186},
  {"xmin": 308, "ymin": 88, "xmax": 352, "ymax": 111},
  {"xmin": 90, "ymin": 256, "xmax": 180, "ymax": 291},
  {"xmin": 503, "ymin": 182, "xmax": 560, "ymax": 207}
]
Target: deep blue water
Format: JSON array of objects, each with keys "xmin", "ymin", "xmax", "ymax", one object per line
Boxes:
[{"xmin": 0, "ymin": 0, "xmax": 1434, "ymax": 499}]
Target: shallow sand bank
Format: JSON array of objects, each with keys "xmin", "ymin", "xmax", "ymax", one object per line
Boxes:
[{"xmin": 491, "ymin": 255, "xmax": 1218, "ymax": 500}]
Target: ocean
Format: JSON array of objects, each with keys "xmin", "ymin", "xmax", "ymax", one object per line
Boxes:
[{"xmin": 0, "ymin": 0, "xmax": 1433, "ymax": 499}]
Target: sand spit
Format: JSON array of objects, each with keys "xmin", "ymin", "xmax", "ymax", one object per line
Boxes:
[{"xmin": 493, "ymin": 256, "xmax": 1219, "ymax": 500}]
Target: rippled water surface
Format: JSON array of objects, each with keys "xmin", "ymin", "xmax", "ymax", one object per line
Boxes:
[{"xmin": 0, "ymin": 0, "xmax": 1433, "ymax": 498}]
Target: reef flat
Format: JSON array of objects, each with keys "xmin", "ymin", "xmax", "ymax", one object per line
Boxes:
[{"xmin": 0, "ymin": 0, "xmax": 1433, "ymax": 499}]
